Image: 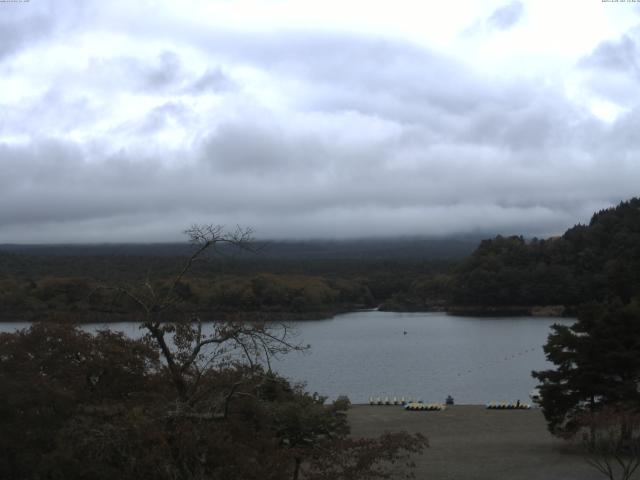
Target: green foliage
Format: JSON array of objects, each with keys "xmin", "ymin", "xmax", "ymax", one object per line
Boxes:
[
  {"xmin": 451, "ymin": 198, "xmax": 640, "ymax": 308},
  {"xmin": 0, "ymin": 323, "xmax": 162, "ymax": 479},
  {"xmin": 532, "ymin": 299, "xmax": 640, "ymax": 437},
  {"xmin": 0, "ymin": 273, "xmax": 379, "ymax": 321},
  {"xmin": 0, "ymin": 237, "xmax": 460, "ymax": 320},
  {"xmin": 379, "ymin": 274, "xmax": 451, "ymax": 311},
  {"xmin": 0, "ymin": 324, "xmax": 426, "ymax": 480}
]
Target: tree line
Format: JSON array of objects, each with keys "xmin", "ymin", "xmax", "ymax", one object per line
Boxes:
[
  {"xmin": 0, "ymin": 273, "xmax": 377, "ymax": 322},
  {"xmin": 517, "ymin": 199, "xmax": 640, "ymax": 479},
  {"xmin": 449, "ymin": 198, "xmax": 640, "ymax": 311},
  {"xmin": 0, "ymin": 244, "xmax": 455, "ymax": 322}
]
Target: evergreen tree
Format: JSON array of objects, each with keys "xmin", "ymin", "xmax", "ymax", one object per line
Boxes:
[
  {"xmin": 532, "ymin": 299, "xmax": 640, "ymax": 437},
  {"xmin": 451, "ymin": 197, "xmax": 640, "ymax": 308}
]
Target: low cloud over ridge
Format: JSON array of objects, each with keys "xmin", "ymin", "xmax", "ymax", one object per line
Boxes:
[{"xmin": 0, "ymin": 1, "xmax": 639, "ymax": 243}]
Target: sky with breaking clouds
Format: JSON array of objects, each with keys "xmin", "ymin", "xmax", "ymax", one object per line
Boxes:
[{"xmin": 1, "ymin": 0, "xmax": 640, "ymax": 243}]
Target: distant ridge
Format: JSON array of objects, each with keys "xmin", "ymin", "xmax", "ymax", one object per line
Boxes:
[{"xmin": 0, "ymin": 236, "xmax": 481, "ymax": 261}]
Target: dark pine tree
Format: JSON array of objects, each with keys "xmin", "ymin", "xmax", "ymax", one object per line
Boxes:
[{"xmin": 532, "ymin": 299, "xmax": 640, "ymax": 438}]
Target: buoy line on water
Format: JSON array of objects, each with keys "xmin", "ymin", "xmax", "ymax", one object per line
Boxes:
[
  {"xmin": 369, "ymin": 396, "xmax": 416, "ymax": 406},
  {"xmin": 366, "ymin": 345, "xmax": 545, "ymax": 406},
  {"xmin": 419, "ymin": 345, "xmax": 542, "ymax": 382}
]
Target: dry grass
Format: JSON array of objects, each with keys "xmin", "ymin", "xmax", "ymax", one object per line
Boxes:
[{"xmin": 348, "ymin": 405, "xmax": 606, "ymax": 480}]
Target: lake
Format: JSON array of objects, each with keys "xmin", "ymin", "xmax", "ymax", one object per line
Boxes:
[{"xmin": 0, "ymin": 310, "xmax": 572, "ymax": 404}]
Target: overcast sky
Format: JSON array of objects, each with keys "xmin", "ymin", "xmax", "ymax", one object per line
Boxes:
[{"xmin": 1, "ymin": 0, "xmax": 640, "ymax": 243}]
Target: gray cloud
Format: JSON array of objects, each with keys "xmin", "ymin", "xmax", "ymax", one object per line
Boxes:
[
  {"xmin": 145, "ymin": 51, "xmax": 182, "ymax": 89},
  {"xmin": 184, "ymin": 31, "xmax": 508, "ymax": 129},
  {"xmin": 0, "ymin": 14, "xmax": 51, "ymax": 59},
  {"xmin": 0, "ymin": 9, "xmax": 639, "ymax": 242},
  {"xmin": 487, "ymin": 1, "xmax": 524, "ymax": 31},
  {"xmin": 1, "ymin": 93, "xmax": 637, "ymax": 242},
  {"xmin": 186, "ymin": 68, "xmax": 237, "ymax": 94},
  {"xmin": 0, "ymin": 0, "xmax": 90, "ymax": 59},
  {"xmin": 462, "ymin": 1, "xmax": 524, "ymax": 37},
  {"xmin": 578, "ymin": 27, "xmax": 640, "ymax": 107},
  {"xmin": 581, "ymin": 33, "xmax": 640, "ymax": 74},
  {"xmin": 86, "ymin": 51, "xmax": 184, "ymax": 93}
]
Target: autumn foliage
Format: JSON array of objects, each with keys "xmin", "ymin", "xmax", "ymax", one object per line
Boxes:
[{"xmin": 0, "ymin": 322, "xmax": 426, "ymax": 480}]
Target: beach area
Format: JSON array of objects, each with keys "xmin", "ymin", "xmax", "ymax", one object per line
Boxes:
[{"xmin": 348, "ymin": 405, "xmax": 607, "ymax": 480}]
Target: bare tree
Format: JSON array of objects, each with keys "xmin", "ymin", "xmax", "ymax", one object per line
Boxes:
[
  {"xmin": 110, "ymin": 224, "xmax": 305, "ymax": 405},
  {"xmin": 579, "ymin": 407, "xmax": 640, "ymax": 480}
]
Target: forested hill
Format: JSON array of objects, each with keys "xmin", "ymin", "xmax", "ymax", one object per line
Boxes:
[
  {"xmin": 449, "ymin": 197, "xmax": 640, "ymax": 310},
  {"xmin": 0, "ymin": 236, "xmax": 477, "ymax": 322}
]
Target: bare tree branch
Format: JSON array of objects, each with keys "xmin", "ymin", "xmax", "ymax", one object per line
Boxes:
[{"xmin": 103, "ymin": 224, "xmax": 306, "ymax": 406}]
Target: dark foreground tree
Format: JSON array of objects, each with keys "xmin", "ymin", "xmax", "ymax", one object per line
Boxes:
[
  {"xmin": 532, "ymin": 299, "xmax": 640, "ymax": 438},
  {"xmin": 0, "ymin": 323, "xmax": 162, "ymax": 479},
  {"xmin": 532, "ymin": 299, "xmax": 640, "ymax": 479},
  {"xmin": 1, "ymin": 225, "xmax": 427, "ymax": 479},
  {"xmin": 0, "ymin": 323, "xmax": 426, "ymax": 480}
]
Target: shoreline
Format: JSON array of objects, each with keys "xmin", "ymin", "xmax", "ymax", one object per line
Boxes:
[
  {"xmin": 0, "ymin": 305, "xmax": 571, "ymax": 323},
  {"xmin": 445, "ymin": 304, "xmax": 567, "ymax": 317}
]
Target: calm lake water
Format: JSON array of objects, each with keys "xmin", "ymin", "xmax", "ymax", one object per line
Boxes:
[{"xmin": 0, "ymin": 311, "xmax": 573, "ymax": 404}]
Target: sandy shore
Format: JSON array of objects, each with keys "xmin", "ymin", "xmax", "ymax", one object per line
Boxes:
[{"xmin": 348, "ymin": 405, "xmax": 607, "ymax": 480}]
